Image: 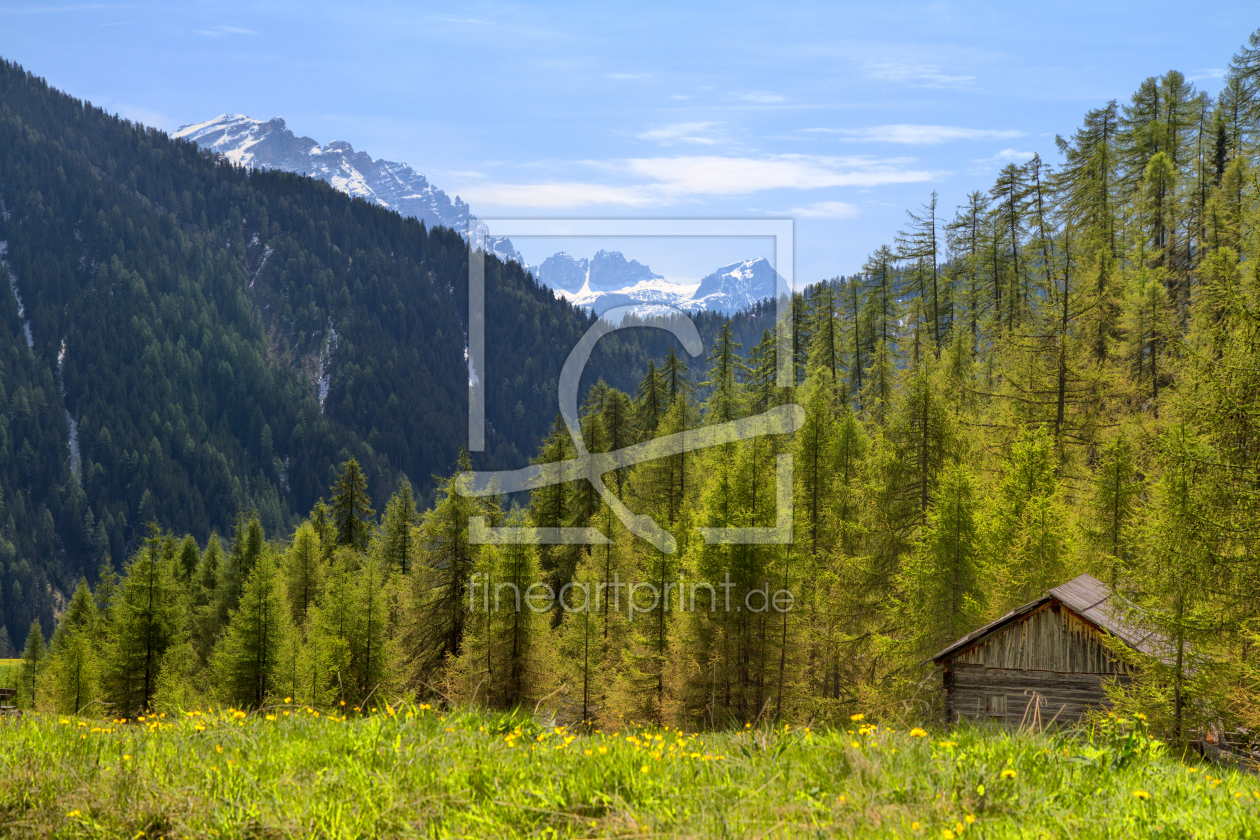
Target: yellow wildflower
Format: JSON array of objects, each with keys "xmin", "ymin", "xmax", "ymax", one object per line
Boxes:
[
  {"xmin": 640, "ymin": 764, "xmax": 649, "ymax": 773},
  {"xmin": 850, "ymin": 713, "xmax": 865, "ymax": 722},
  {"xmin": 1001, "ymin": 768, "xmax": 1017, "ymax": 779},
  {"xmin": 943, "ymin": 830, "xmax": 955, "ymax": 840},
  {"xmin": 910, "ymin": 728, "xmax": 927, "ymax": 737},
  {"xmin": 1133, "ymin": 790, "xmax": 1151, "ymax": 800},
  {"xmin": 965, "ymin": 814, "xmax": 976, "ymax": 824}
]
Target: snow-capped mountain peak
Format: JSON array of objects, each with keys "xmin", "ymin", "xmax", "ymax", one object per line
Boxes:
[
  {"xmin": 541, "ymin": 251, "xmax": 782, "ymax": 316},
  {"xmin": 176, "ymin": 115, "xmax": 782, "ymax": 315},
  {"xmin": 173, "ymin": 114, "xmax": 521, "ymax": 264},
  {"xmin": 690, "ymin": 258, "xmax": 783, "ymax": 313}
]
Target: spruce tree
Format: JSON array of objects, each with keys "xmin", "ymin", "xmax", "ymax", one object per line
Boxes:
[
  {"xmin": 898, "ymin": 464, "xmax": 984, "ymax": 659},
  {"xmin": 176, "ymin": 535, "xmax": 200, "ymax": 583},
  {"xmin": 104, "ymin": 541, "xmax": 177, "ymax": 715},
  {"xmin": 381, "ymin": 479, "xmax": 418, "ymax": 575},
  {"xmin": 46, "ymin": 580, "xmax": 100, "ymax": 714},
  {"xmin": 634, "ymin": 359, "xmax": 666, "ymax": 436},
  {"xmin": 284, "ymin": 522, "xmax": 323, "ymax": 626},
  {"xmin": 213, "ymin": 549, "xmax": 290, "ymax": 709},
  {"xmin": 344, "ymin": 553, "xmax": 396, "ymax": 706},
  {"xmin": 20, "ymin": 619, "xmax": 45, "ymax": 710},
  {"xmin": 331, "ymin": 458, "xmax": 376, "ymax": 550}
]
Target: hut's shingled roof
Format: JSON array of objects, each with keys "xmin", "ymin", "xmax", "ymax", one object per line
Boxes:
[{"xmin": 930, "ymin": 573, "xmax": 1165, "ymax": 664}]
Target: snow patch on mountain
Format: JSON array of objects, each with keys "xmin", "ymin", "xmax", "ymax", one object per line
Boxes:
[{"xmin": 2, "ymin": 241, "xmax": 34, "ymax": 350}]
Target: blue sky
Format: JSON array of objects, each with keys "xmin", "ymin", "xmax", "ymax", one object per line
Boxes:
[{"xmin": 0, "ymin": 1, "xmax": 1252, "ymax": 284}]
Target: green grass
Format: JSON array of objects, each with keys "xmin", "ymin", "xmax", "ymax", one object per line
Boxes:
[{"xmin": 0, "ymin": 705, "xmax": 1256, "ymax": 839}]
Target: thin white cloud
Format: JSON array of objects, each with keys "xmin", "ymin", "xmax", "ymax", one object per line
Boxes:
[
  {"xmin": 971, "ymin": 148, "xmax": 1036, "ymax": 166},
  {"xmin": 863, "ymin": 60, "xmax": 975, "ymax": 89},
  {"xmin": 456, "ymin": 154, "xmax": 934, "ymax": 209},
  {"xmin": 789, "ymin": 201, "xmax": 859, "ymax": 219},
  {"xmin": 742, "ymin": 92, "xmax": 785, "ymax": 103},
  {"xmin": 1188, "ymin": 68, "xmax": 1226, "ymax": 82},
  {"xmin": 622, "ymin": 155, "xmax": 931, "ymax": 193},
  {"xmin": 611, "ymin": 73, "xmax": 650, "ymax": 81},
  {"xmin": 197, "ymin": 25, "xmax": 257, "ymax": 37},
  {"xmin": 637, "ymin": 122, "xmax": 723, "ymax": 146},
  {"xmin": 457, "ymin": 181, "xmax": 656, "ymax": 208},
  {"xmin": 808, "ymin": 124, "xmax": 1025, "ymax": 144}
]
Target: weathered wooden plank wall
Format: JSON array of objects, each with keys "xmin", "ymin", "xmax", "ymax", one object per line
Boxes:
[
  {"xmin": 951, "ymin": 604, "xmax": 1130, "ymax": 675},
  {"xmin": 948, "ymin": 663, "xmax": 1126, "ymax": 725}
]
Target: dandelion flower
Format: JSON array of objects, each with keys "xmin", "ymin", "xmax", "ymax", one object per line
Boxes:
[
  {"xmin": 265, "ymin": 715, "xmax": 276, "ymax": 721},
  {"xmin": 598, "ymin": 746, "xmax": 608, "ymax": 755},
  {"xmin": 284, "ymin": 697, "xmax": 291, "ymax": 703},
  {"xmin": 584, "ymin": 749, "xmax": 593, "ymax": 756},
  {"xmin": 122, "ymin": 754, "xmax": 131, "ymax": 761},
  {"xmin": 911, "ymin": 822, "xmax": 920, "ymax": 831},
  {"xmin": 965, "ymin": 815, "xmax": 976, "ymax": 824},
  {"xmin": 1001, "ymin": 768, "xmax": 1017, "ymax": 779},
  {"xmin": 67, "ymin": 810, "xmax": 81, "ymax": 818},
  {"xmin": 1133, "ymin": 790, "xmax": 1151, "ymax": 800},
  {"xmin": 850, "ymin": 713, "xmax": 865, "ymax": 722},
  {"xmin": 640, "ymin": 764, "xmax": 649, "ymax": 773},
  {"xmin": 910, "ymin": 728, "xmax": 928, "ymax": 738},
  {"xmin": 943, "ymin": 830, "xmax": 955, "ymax": 839}
]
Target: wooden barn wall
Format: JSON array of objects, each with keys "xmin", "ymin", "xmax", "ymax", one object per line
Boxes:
[
  {"xmin": 947, "ymin": 663, "xmax": 1125, "ymax": 726},
  {"xmin": 951, "ymin": 604, "xmax": 1131, "ymax": 675}
]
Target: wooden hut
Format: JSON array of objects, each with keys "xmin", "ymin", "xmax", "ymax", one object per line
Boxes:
[{"xmin": 931, "ymin": 573, "xmax": 1161, "ymax": 726}]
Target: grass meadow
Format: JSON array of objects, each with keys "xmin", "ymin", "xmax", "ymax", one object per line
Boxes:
[{"xmin": 0, "ymin": 704, "xmax": 1256, "ymax": 838}]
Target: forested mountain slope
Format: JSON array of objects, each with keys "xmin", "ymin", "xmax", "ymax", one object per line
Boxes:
[{"xmin": 0, "ymin": 58, "xmax": 719, "ymax": 650}]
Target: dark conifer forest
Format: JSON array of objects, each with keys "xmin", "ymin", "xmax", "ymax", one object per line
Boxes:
[
  {"xmin": 6, "ymin": 26, "xmax": 1260, "ymax": 744},
  {"xmin": 0, "ymin": 58, "xmax": 729, "ymax": 646}
]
